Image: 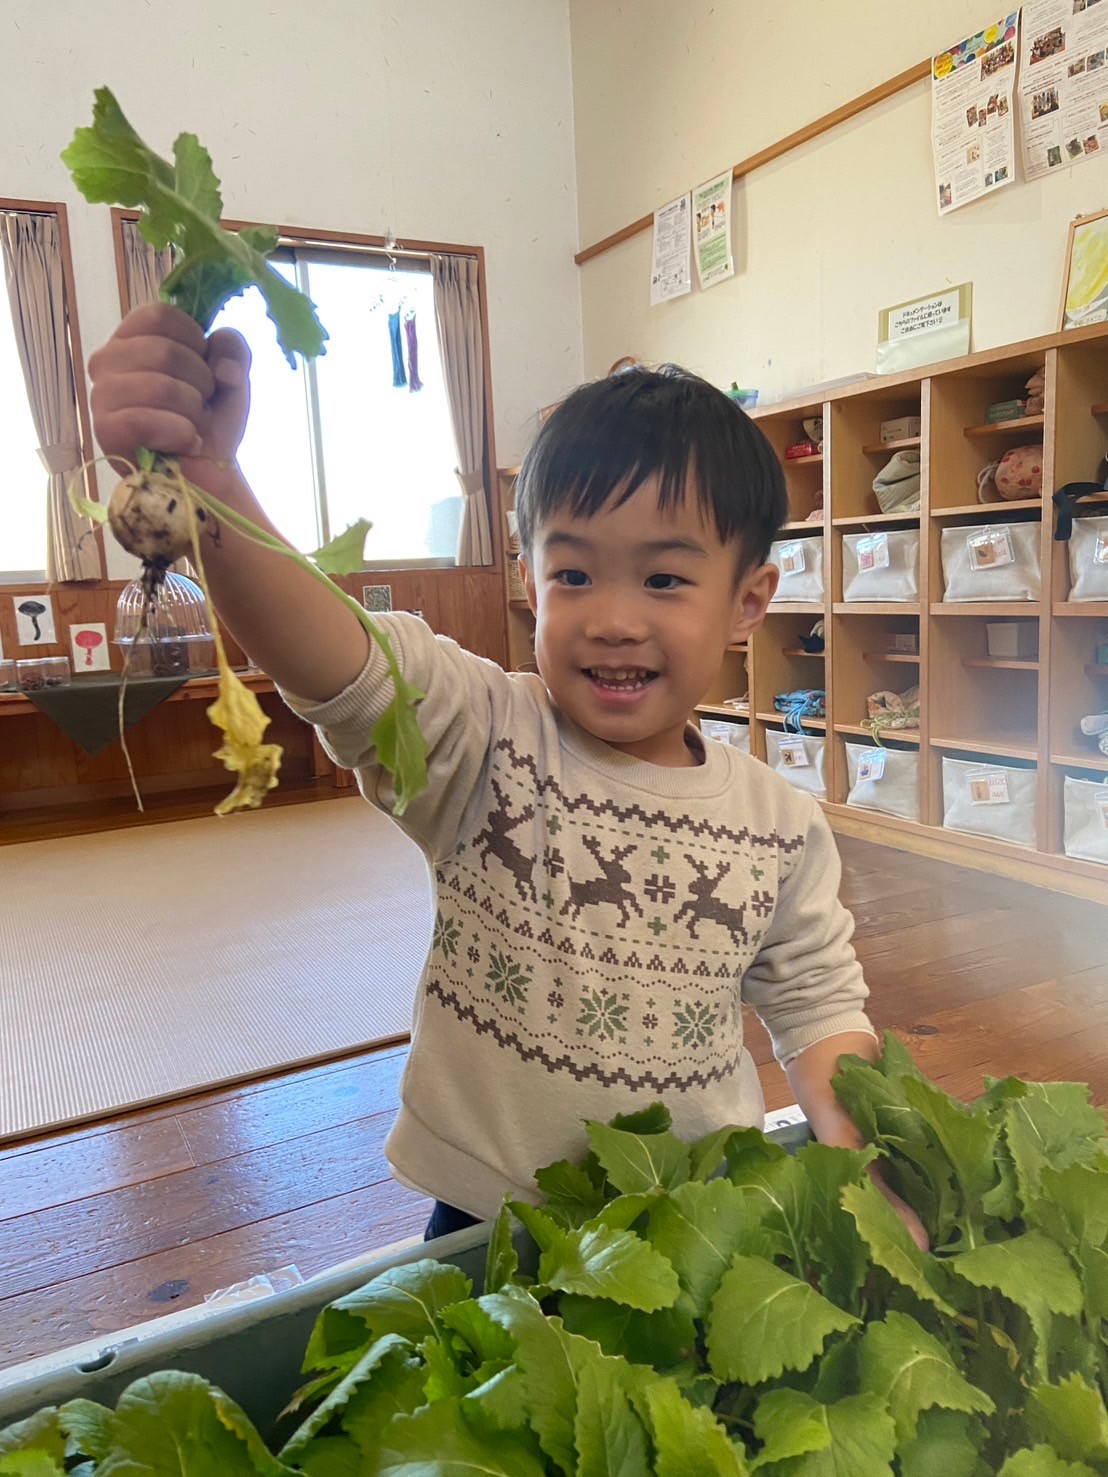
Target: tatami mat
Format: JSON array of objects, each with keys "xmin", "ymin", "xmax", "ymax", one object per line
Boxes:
[{"xmin": 0, "ymin": 802, "xmax": 431, "ymax": 1140}]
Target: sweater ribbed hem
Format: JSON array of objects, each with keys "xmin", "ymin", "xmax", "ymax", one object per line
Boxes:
[{"xmin": 386, "ymin": 1104, "xmax": 535, "ymax": 1222}]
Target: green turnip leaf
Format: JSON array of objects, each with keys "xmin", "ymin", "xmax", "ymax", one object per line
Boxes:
[
  {"xmin": 856, "ymin": 1311, "xmax": 994, "ymax": 1446},
  {"xmin": 63, "ymin": 89, "xmax": 326, "ymax": 363},
  {"xmin": 707, "ymin": 1255, "xmax": 858, "ymax": 1384}
]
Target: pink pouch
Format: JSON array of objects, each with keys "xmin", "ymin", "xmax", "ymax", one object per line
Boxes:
[{"xmin": 995, "ymin": 445, "xmax": 1043, "ymax": 499}]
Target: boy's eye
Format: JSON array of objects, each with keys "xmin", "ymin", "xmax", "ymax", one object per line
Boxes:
[
  {"xmin": 645, "ymin": 573, "xmax": 687, "ymax": 590},
  {"xmin": 553, "ymin": 569, "xmax": 590, "ymax": 587}
]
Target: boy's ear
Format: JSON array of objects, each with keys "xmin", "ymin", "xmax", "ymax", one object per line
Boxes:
[
  {"xmin": 518, "ymin": 554, "xmax": 539, "ymax": 615},
  {"xmin": 729, "ymin": 561, "xmax": 778, "ymax": 644}
]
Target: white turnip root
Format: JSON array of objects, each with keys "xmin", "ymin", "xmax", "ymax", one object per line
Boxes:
[{"xmin": 108, "ymin": 464, "xmax": 207, "ymax": 599}]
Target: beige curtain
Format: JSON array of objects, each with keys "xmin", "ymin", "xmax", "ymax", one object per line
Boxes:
[
  {"xmin": 121, "ymin": 218, "xmax": 174, "ymax": 308},
  {"xmin": 431, "ymin": 254, "xmax": 493, "ymax": 565},
  {"xmin": 0, "ymin": 211, "xmax": 100, "ymax": 581}
]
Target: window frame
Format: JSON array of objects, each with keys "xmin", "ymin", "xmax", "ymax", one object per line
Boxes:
[
  {"xmin": 110, "ymin": 212, "xmax": 503, "ymax": 573},
  {"xmin": 0, "ymin": 197, "xmax": 102, "ymax": 585}
]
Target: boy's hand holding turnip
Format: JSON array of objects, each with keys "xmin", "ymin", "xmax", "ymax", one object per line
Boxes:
[{"xmin": 90, "ymin": 304, "xmax": 251, "ymax": 502}]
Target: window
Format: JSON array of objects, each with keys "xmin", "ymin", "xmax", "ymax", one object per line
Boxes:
[
  {"xmin": 212, "ymin": 250, "xmax": 465, "ymax": 564},
  {"xmin": 1, "ymin": 300, "xmax": 48, "ymax": 579}
]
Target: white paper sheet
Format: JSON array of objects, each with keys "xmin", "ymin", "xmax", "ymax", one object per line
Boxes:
[
  {"xmin": 650, "ymin": 193, "xmax": 692, "ymax": 305},
  {"xmin": 1019, "ymin": 0, "xmax": 1108, "ymax": 179},
  {"xmin": 932, "ymin": 14, "xmax": 1020, "ymax": 214},
  {"xmin": 692, "ymin": 170, "xmax": 735, "ymax": 289}
]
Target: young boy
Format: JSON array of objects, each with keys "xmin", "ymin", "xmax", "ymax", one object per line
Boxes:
[{"xmin": 89, "ymin": 306, "xmax": 925, "ymax": 1247}]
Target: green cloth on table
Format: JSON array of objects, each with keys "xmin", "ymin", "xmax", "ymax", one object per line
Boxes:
[{"xmin": 23, "ymin": 673, "xmax": 191, "ymax": 757}]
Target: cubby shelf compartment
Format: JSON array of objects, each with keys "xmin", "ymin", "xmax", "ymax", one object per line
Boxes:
[
  {"xmin": 726, "ymin": 642, "xmax": 749, "ymax": 653},
  {"xmin": 834, "ymin": 723, "xmax": 920, "ymax": 746},
  {"xmin": 756, "ymin": 712, "xmax": 827, "ymax": 731},
  {"xmin": 1091, "ymin": 403, "xmax": 1108, "ymax": 416},
  {"xmin": 964, "ymin": 414, "xmax": 1045, "ymax": 437},
  {"xmin": 1051, "ymin": 752, "xmax": 1108, "ymax": 772},
  {"xmin": 862, "ymin": 651, "xmax": 920, "ymax": 664},
  {"xmin": 833, "ymin": 602, "xmax": 921, "ymax": 615},
  {"xmin": 860, "ymin": 436, "xmax": 921, "ymax": 454},
  {"xmin": 962, "ymin": 658, "xmax": 1040, "ymax": 671},
  {"xmin": 931, "ymin": 602, "xmax": 1041, "ymax": 616},
  {"xmin": 781, "ymin": 647, "xmax": 826, "ymax": 658},
  {"xmin": 832, "ymin": 512, "xmax": 921, "ymax": 527},
  {"xmin": 1054, "ymin": 603, "xmax": 1108, "ymax": 618},
  {"xmin": 769, "ymin": 602, "xmax": 825, "ymax": 614},
  {"xmin": 785, "ymin": 453, "xmax": 823, "ymax": 466},
  {"xmin": 780, "ymin": 521, "xmax": 824, "ymax": 533},
  {"xmin": 930, "ymin": 734, "xmax": 1038, "ymax": 762},
  {"xmin": 930, "ymin": 499, "xmax": 1044, "ymax": 518},
  {"xmin": 696, "ymin": 703, "xmax": 750, "ymax": 719}
]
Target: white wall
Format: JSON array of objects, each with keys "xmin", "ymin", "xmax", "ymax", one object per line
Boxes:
[
  {"xmin": 569, "ymin": 0, "xmax": 1108, "ymax": 401},
  {"xmin": 1, "ymin": 0, "xmax": 583, "ymax": 573}
]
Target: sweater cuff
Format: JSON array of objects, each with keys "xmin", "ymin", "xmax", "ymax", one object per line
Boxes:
[{"xmin": 773, "ymin": 1011, "xmax": 877, "ymax": 1066}]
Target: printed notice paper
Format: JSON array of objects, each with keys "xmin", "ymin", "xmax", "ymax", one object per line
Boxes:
[
  {"xmin": 692, "ymin": 170, "xmax": 734, "ymax": 289},
  {"xmin": 650, "ymin": 193, "xmax": 692, "ymax": 305},
  {"xmin": 876, "ymin": 283, "xmax": 973, "ymax": 374},
  {"xmin": 1019, "ymin": 0, "xmax": 1108, "ymax": 181},
  {"xmin": 932, "ymin": 14, "xmax": 1019, "ymax": 215}
]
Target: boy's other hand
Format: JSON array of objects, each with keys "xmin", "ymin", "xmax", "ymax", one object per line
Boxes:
[
  {"xmin": 89, "ymin": 304, "xmax": 251, "ymax": 492},
  {"xmin": 871, "ymin": 1165, "xmax": 930, "ymax": 1251}
]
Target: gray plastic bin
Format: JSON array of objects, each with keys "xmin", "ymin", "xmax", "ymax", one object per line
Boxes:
[{"xmin": 0, "ymin": 1121, "xmax": 810, "ymax": 1435}]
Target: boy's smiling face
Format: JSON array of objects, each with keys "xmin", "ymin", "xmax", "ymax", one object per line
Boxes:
[{"xmin": 519, "ymin": 477, "xmax": 778, "ymax": 767}]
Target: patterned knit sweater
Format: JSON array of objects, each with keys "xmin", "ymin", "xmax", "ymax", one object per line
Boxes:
[{"xmin": 284, "ymin": 614, "xmax": 873, "ymax": 1219}]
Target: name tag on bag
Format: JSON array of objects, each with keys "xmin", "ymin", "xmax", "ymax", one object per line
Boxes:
[
  {"xmin": 778, "ymin": 739, "xmax": 809, "ymax": 768},
  {"xmin": 966, "ymin": 528, "xmax": 1014, "ymax": 571},
  {"xmin": 857, "ymin": 534, "xmax": 890, "ymax": 573},
  {"xmin": 778, "ymin": 542, "xmax": 806, "ymax": 577},
  {"xmin": 967, "ymin": 769, "xmax": 1010, "ymax": 805},
  {"xmin": 857, "ymin": 748, "xmax": 887, "ymax": 783}
]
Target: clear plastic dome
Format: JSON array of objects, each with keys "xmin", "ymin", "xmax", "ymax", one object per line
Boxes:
[{"xmin": 113, "ymin": 572, "xmax": 216, "ymax": 676}]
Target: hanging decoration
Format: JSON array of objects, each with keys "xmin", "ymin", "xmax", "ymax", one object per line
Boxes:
[
  {"xmin": 388, "ymin": 310, "xmax": 407, "ymax": 388},
  {"xmin": 404, "ymin": 312, "xmax": 422, "ymax": 392}
]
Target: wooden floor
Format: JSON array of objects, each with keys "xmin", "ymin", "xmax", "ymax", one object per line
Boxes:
[{"xmin": 2, "ymin": 834, "xmax": 1108, "ymax": 1374}]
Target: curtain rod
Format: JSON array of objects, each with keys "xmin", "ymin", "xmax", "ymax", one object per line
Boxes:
[{"xmin": 574, "ymin": 58, "xmax": 930, "ymax": 266}]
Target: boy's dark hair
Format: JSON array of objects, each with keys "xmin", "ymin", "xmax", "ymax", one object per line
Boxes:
[{"xmin": 515, "ymin": 364, "xmax": 787, "ymax": 569}]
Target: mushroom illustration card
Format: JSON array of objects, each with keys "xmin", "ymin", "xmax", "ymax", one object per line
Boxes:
[
  {"xmin": 70, "ymin": 622, "xmax": 110, "ymax": 671},
  {"xmin": 13, "ymin": 594, "xmax": 56, "ymax": 645}
]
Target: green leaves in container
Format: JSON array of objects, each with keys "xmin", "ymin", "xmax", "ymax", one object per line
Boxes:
[{"xmin": 707, "ymin": 1254, "xmax": 858, "ymax": 1385}]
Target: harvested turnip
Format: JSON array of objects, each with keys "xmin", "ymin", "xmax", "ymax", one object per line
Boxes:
[
  {"xmin": 107, "ymin": 463, "xmax": 207, "ymax": 601},
  {"xmin": 62, "ymin": 89, "xmax": 428, "ymax": 817}
]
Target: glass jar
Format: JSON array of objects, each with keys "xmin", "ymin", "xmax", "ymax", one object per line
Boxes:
[
  {"xmin": 42, "ymin": 656, "xmax": 72, "ymax": 688},
  {"xmin": 114, "ymin": 571, "xmax": 215, "ymax": 675},
  {"xmin": 16, "ymin": 658, "xmax": 45, "ymax": 692},
  {"xmin": 0, "ymin": 659, "xmax": 15, "ymax": 691}
]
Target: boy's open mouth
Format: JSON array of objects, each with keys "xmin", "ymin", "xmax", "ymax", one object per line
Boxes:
[{"xmin": 585, "ymin": 667, "xmax": 658, "ymax": 692}]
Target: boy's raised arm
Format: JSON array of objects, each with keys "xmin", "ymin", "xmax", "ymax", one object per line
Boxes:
[{"xmin": 89, "ymin": 303, "xmax": 370, "ymax": 703}]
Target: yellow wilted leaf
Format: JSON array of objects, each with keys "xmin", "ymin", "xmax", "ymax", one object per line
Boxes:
[{"xmin": 207, "ymin": 666, "xmax": 283, "ymax": 814}]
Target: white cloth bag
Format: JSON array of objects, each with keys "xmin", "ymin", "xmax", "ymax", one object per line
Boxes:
[
  {"xmin": 1062, "ymin": 775, "xmax": 1108, "ymax": 864},
  {"xmin": 842, "ymin": 530, "xmax": 920, "ymax": 603},
  {"xmin": 845, "ymin": 743, "xmax": 920, "ymax": 821},
  {"xmin": 1067, "ymin": 515, "xmax": 1108, "ymax": 602},
  {"xmin": 941, "ymin": 522, "xmax": 1040, "ymax": 602},
  {"xmin": 700, "ymin": 718, "xmax": 751, "ymax": 754},
  {"xmin": 766, "ymin": 730, "xmax": 826, "ymax": 796},
  {"xmin": 941, "ymin": 758, "xmax": 1036, "ymax": 848},
  {"xmin": 769, "ymin": 537, "xmax": 824, "ymax": 604}
]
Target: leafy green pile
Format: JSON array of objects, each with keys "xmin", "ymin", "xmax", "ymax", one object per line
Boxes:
[
  {"xmin": 4, "ymin": 1035, "xmax": 1108, "ymax": 1473},
  {"xmin": 60, "ymin": 90, "xmax": 427, "ymax": 815}
]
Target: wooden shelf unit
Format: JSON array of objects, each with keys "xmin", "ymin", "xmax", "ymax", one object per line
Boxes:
[{"xmin": 745, "ymin": 322, "xmax": 1108, "ymax": 899}]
